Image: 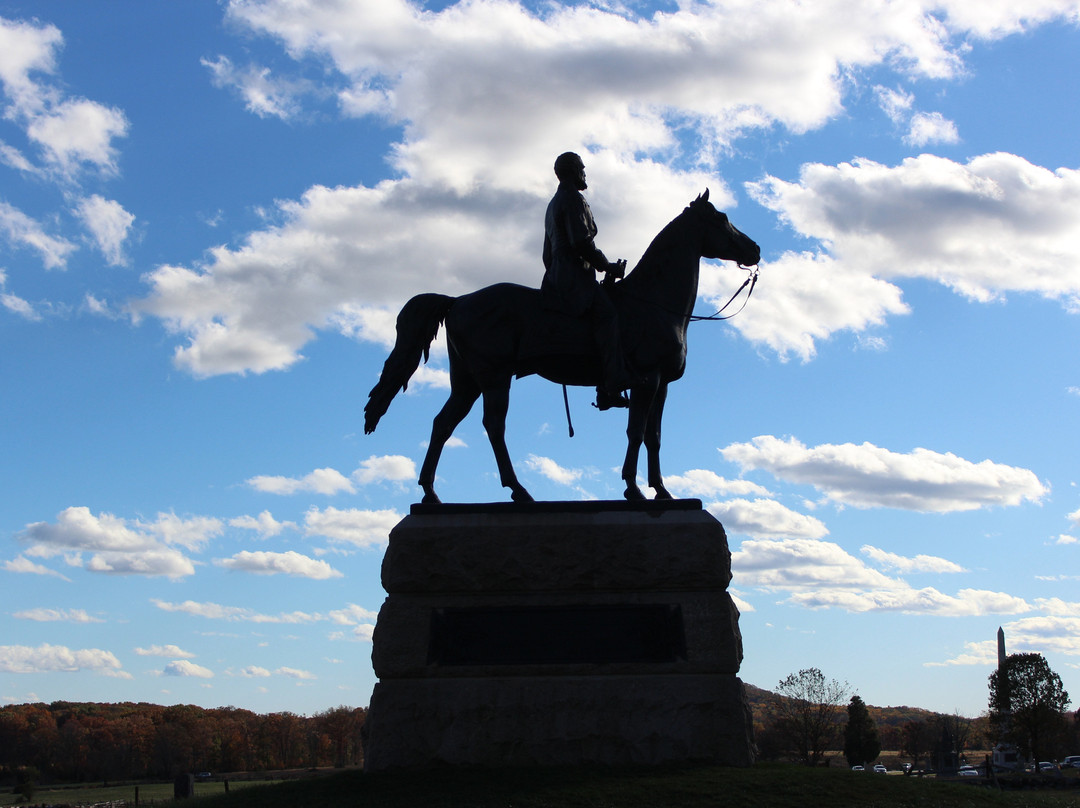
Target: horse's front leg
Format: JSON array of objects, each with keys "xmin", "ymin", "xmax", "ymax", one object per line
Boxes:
[
  {"xmin": 645, "ymin": 381, "xmax": 672, "ymax": 499},
  {"xmin": 621, "ymin": 373, "xmax": 660, "ymax": 501},
  {"xmin": 481, "ymin": 383, "xmax": 533, "ymax": 503}
]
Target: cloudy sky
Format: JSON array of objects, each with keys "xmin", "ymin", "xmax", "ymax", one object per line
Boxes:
[{"xmin": 2, "ymin": 0, "xmax": 1078, "ymax": 718}]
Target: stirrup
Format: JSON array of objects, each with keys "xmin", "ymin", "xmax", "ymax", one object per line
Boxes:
[{"xmin": 594, "ymin": 388, "xmax": 630, "ymax": 410}]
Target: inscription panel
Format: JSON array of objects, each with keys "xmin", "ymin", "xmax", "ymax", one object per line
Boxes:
[{"xmin": 428, "ymin": 604, "xmax": 686, "ymax": 666}]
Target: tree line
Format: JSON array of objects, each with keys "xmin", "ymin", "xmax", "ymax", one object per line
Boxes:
[
  {"xmin": 750, "ymin": 655, "xmax": 1078, "ymax": 768},
  {"xmin": 0, "ymin": 702, "xmax": 366, "ymax": 785}
]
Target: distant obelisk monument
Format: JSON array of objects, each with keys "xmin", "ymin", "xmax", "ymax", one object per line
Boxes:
[
  {"xmin": 362, "ymin": 500, "xmax": 755, "ymax": 770},
  {"xmin": 991, "ymin": 625, "xmax": 1020, "ymax": 770}
]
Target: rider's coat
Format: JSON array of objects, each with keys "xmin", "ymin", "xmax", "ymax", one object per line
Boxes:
[{"xmin": 541, "ymin": 181, "xmax": 613, "ymax": 316}]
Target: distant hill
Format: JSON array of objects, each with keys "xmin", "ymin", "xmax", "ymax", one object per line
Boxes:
[{"xmin": 743, "ymin": 682, "xmax": 987, "ymax": 751}]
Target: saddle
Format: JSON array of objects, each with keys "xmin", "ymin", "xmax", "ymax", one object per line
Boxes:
[{"xmin": 515, "ymin": 306, "xmax": 601, "ymax": 384}]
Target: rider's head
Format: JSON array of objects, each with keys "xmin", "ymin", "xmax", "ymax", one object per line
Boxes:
[{"xmin": 554, "ymin": 152, "xmax": 587, "ymax": 190}]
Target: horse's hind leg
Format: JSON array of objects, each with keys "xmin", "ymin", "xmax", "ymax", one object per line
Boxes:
[
  {"xmin": 418, "ymin": 381, "xmax": 480, "ymax": 504},
  {"xmin": 481, "ymin": 383, "xmax": 533, "ymax": 503}
]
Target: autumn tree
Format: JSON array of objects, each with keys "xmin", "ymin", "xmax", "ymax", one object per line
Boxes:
[
  {"xmin": 316, "ymin": 706, "xmax": 366, "ymax": 767},
  {"xmin": 900, "ymin": 719, "xmax": 933, "ymax": 771},
  {"xmin": 843, "ymin": 695, "xmax": 881, "ymax": 767},
  {"xmin": 769, "ymin": 668, "xmax": 850, "ymax": 766},
  {"xmin": 927, "ymin": 712, "xmax": 974, "ymax": 771},
  {"xmin": 989, "ymin": 652, "xmax": 1071, "ymax": 765}
]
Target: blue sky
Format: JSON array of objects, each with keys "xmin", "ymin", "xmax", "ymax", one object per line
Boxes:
[{"xmin": 1, "ymin": 0, "xmax": 1078, "ymax": 720}]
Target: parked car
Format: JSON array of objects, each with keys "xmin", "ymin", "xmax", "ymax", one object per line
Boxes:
[
  {"xmin": 1062, "ymin": 756, "xmax": 1080, "ymax": 769},
  {"xmin": 851, "ymin": 765, "xmax": 864, "ymax": 771},
  {"xmin": 1037, "ymin": 761, "xmax": 1056, "ymax": 772},
  {"xmin": 873, "ymin": 764, "xmax": 887, "ymax": 774},
  {"xmin": 958, "ymin": 765, "xmax": 979, "ymax": 777}
]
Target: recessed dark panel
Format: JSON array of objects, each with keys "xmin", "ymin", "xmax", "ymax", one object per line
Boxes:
[{"xmin": 428, "ymin": 604, "xmax": 686, "ymax": 665}]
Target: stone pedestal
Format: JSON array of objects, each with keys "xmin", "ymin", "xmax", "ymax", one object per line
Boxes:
[{"xmin": 362, "ymin": 499, "xmax": 754, "ymax": 770}]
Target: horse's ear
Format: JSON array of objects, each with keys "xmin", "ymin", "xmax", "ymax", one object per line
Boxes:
[{"xmin": 702, "ymin": 188, "xmax": 709, "ymax": 203}]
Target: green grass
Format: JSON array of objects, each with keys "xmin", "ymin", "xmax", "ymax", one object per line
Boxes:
[{"xmin": 177, "ymin": 764, "xmax": 1080, "ymax": 808}]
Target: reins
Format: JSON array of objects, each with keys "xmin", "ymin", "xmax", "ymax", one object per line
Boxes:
[{"xmin": 689, "ymin": 265, "xmax": 759, "ymax": 322}]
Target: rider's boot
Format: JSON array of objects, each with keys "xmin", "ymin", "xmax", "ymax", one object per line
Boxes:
[{"xmin": 595, "ymin": 386, "xmax": 630, "ymax": 410}]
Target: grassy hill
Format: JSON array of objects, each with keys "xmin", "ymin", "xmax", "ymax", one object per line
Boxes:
[{"xmin": 186, "ymin": 763, "xmax": 1080, "ymax": 808}]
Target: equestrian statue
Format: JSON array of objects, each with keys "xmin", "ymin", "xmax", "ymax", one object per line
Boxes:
[{"xmin": 364, "ymin": 155, "xmax": 760, "ymax": 504}]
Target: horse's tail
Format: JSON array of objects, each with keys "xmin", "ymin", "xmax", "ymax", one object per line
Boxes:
[{"xmin": 364, "ymin": 293, "xmax": 455, "ymax": 434}]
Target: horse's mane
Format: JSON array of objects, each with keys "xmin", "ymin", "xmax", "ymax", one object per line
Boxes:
[{"xmin": 619, "ymin": 202, "xmax": 699, "ymax": 292}]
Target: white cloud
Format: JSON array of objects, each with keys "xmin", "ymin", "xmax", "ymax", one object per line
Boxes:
[
  {"xmin": 135, "ymin": 645, "xmax": 195, "ymax": 658},
  {"xmin": 0, "ymin": 17, "xmax": 128, "ymax": 177},
  {"xmin": 524, "ymin": 454, "xmax": 582, "ymax": 486},
  {"xmin": 352, "ymin": 454, "xmax": 417, "ymax": 485},
  {"xmin": 931, "ymin": 609, "xmax": 1080, "ymax": 665},
  {"xmin": 202, "ymin": 55, "xmax": 312, "ymax": 120},
  {"xmin": 861, "ymin": 545, "xmax": 967, "ymax": 574},
  {"xmin": 151, "ymin": 598, "xmax": 323, "ymax": 624},
  {"xmin": 74, "ymin": 195, "xmax": 135, "ymax": 266},
  {"xmin": 0, "ymin": 16, "xmax": 61, "ymax": 96},
  {"xmin": 663, "ymin": 469, "xmax": 772, "ymax": 499},
  {"xmin": 236, "ymin": 665, "xmax": 271, "ymax": 678},
  {"xmin": 0, "ymin": 200, "xmax": 76, "ymax": 269},
  {"xmin": 350, "ymin": 624, "xmax": 376, "ymax": 643},
  {"xmin": 1054, "ymin": 534, "xmax": 1077, "ymax": 545},
  {"xmin": 25, "ymin": 97, "xmax": 128, "ymax": 176},
  {"xmin": 2, "ymin": 292, "xmax": 38, "ymax": 319},
  {"xmin": 924, "ymin": 639, "xmax": 998, "ymax": 667},
  {"xmin": 163, "ymin": 660, "xmax": 214, "ymax": 678},
  {"xmin": 1037, "ymin": 598, "xmax": 1080, "ymax": 615},
  {"xmin": 215, "ymin": 550, "xmax": 343, "ymax": 579},
  {"xmin": 734, "ymin": 537, "xmax": 1032, "ymax": 616},
  {"xmin": 140, "ymin": 512, "xmax": 224, "ymax": 551},
  {"xmin": 706, "ymin": 498, "xmax": 829, "ymax": 539},
  {"xmin": 136, "ymin": 0, "xmax": 1080, "ymax": 376},
  {"xmin": 229, "ymin": 510, "xmax": 294, "ymax": 538},
  {"xmin": 904, "ymin": 110, "xmax": 960, "ymax": 146},
  {"xmin": 1, "ymin": 275, "xmax": 41, "ymax": 320},
  {"xmin": 274, "ymin": 666, "xmax": 315, "ymax": 680},
  {"xmin": 19, "ymin": 506, "xmax": 200, "ymax": 579},
  {"xmin": 0, "ymin": 643, "xmax": 129, "ymax": 677},
  {"xmin": 1068, "ymin": 508, "xmax": 1080, "ymax": 528},
  {"xmin": 2, "ymin": 555, "xmax": 70, "ymax": 580},
  {"xmin": 997, "ymin": 616, "xmax": 1080, "ymax": 656},
  {"xmin": 303, "ymin": 506, "xmax": 400, "ymax": 548},
  {"xmin": 247, "ymin": 467, "xmax": 355, "ymax": 495},
  {"xmin": 14, "ymin": 608, "xmax": 103, "ymax": 623},
  {"xmin": 721, "ymin": 435, "xmax": 1048, "ymax": 512},
  {"xmin": 749, "ymin": 153, "xmax": 1080, "ymax": 310},
  {"xmin": 328, "ymin": 603, "xmax": 379, "ymax": 625},
  {"xmin": 0, "ymin": 138, "xmax": 37, "ymax": 173},
  {"xmin": 874, "ymin": 85, "xmax": 914, "ymax": 123},
  {"xmin": 873, "ymin": 85, "xmax": 959, "ymax": 147},
  {"xmin": 700, "ymin": 250, "xmax": 910, "ymax": 362}
]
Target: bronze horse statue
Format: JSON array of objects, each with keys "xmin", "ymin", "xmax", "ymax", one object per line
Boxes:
[{"xmin": 364, "ymin": 190, "xmax": 760, "ymax": 503}]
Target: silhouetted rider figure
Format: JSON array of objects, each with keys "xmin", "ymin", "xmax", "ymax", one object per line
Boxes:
[{"xmin": 542, "ymin": 152, "xmax": 633, "ymax": 410}]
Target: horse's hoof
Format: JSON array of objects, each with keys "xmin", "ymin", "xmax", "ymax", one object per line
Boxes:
[
  {"xmin": 652, "ymin": 486, "xmax": 674, "ymax": 500},
  {"xmin": 511, "ymin": 488, "xmax": 535, "ymax": 503},
  {"xmin": 624, "ymin": 485, "xmax": 646, "ymax": 501},
  {"xmin": 421, "ymin": 489, "xmax": 441, "ymax": 505}
]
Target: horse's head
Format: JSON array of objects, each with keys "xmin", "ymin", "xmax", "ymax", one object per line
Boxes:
[{"xmin": 688, "ymin": 189, "xmax": 761, "ymax": 267}]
